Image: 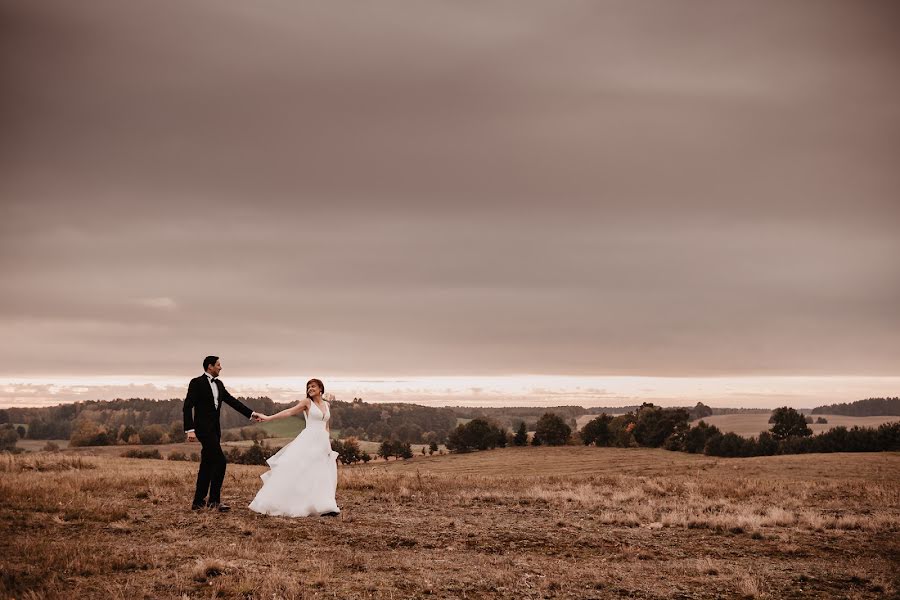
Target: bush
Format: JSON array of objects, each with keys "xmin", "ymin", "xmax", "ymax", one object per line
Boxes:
[
  {"xmin": 221, "ymin": 430, "xmax": 240, "ymax": 442},
  {"xmin": 43, "ymin": 441, "xmax": 60, "ymax": 452},
  {"xmin": 167, "ymin": 451, "xmax": 191, "ymax": 461},
  {"xmin": 533, "ymin": 413, "xmax": 571, "ymax": 446},
  {"xmin": 240, "ymin": 426, "xmax": 269, "ymax": 441},
  {"xmin": 226, "ymin": 441, "xmax": 281, "ymax": 465},
  {"xmin": 815, "ymin": 417, "xmax": 828, "ymax": 424},
  {"xmin": 123, "ymin": 448, "xmax": 162, "ymax": 459},
  {"xmin": 769, "ymin": 407, "xmax": 812, "ymax": 440}
]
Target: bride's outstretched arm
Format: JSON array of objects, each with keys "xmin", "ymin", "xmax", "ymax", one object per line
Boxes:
[{"xmin": 264, "ymin": 399, "xmax": 310, "ymax": 421}]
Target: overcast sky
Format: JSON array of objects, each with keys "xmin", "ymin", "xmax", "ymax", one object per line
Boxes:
[{"xmin": 1, "ymin": 1, "xmax": 898, "ymax": 406}]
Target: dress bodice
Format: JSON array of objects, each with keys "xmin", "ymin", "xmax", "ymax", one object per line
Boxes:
[{"xmin": 304, "ymin": 400, "xmax": 329, "ymax": 429}]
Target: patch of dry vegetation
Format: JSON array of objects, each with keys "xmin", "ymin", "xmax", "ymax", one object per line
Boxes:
[{"xmin": 1, "ymin": 448, "xmax": 898, "ymax": 599}]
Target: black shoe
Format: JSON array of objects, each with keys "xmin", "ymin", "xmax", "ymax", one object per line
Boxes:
[
  {"xmin": 208, "ymin": 502, "xmax": 231, "ymax": 513},
  {"xmin": 191, "ymin": 503, "xmax": 206, "ymax": 511},
  {"xmin": 322, "ymin": 511, "xmax": 340, "ymax": 517}
]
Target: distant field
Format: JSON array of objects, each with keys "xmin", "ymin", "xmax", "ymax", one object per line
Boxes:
[
  {"xmin": 243, "ymin": 416, "xmax": 305, "ymax": 438},
  {"xmin": 691, "ymin": 414, "xmax": 899, "ymax": 438},
  {"xmin": 1, "ymin": 446, "xmax": 897, "ymax": 598}
]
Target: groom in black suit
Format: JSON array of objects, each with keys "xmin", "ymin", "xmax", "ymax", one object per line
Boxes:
[{"xmin": 183, "ymin": 355, "xmax": 259, "ymax": 512}]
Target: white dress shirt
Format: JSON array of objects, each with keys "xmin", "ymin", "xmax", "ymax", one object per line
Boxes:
[{"xmin": 207, "ymin": 373, "xmax": 220, "ymax": 409}]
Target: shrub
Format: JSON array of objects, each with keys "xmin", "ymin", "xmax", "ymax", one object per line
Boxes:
[
  {"xmin": 122, "ymin": 448, "xmax": 162, "ymax": 459},
  {"xmin": 225, "ymin": 441, "xmax": 281, "ymax": 465},
  {"xmin": 815, "ymin": 417, "xmax": 828, "ymax": 424},
  {"xmin": 167, "ymin": 451, "xmax": 191, "ymax": 461},
  {"xmin": 221, "ymin": 430, "xmax": 240, "ymax": 442},
  {"xmin": 42, "ymin": 441, "xmax": 60, "ymax": 452},
  {"xmin": 240, "ymin": 426, "xmax": 269, "ymax": 441}
]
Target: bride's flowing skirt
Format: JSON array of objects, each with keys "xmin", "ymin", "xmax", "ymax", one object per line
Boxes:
[{"xmin": 248, "ymin": 425, "xmax": 340, "ymax": 517}]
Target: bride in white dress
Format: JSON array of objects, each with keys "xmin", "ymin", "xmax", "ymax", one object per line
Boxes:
[{"xmin": 248, "ymin": 378, "xmax": 340, "ymax": 517}]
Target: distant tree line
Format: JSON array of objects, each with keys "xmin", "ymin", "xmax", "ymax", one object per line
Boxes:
[
  {"xmin": 811, "ymin": 397, "xmax": 900, "ymax": 417},
  {"xmin": 578, "ymin": 404, "xmax": 900, "ymax": 458},
  {"xmin": 331, "ymin": 398, "xmax": 457, "ymax": 444}
]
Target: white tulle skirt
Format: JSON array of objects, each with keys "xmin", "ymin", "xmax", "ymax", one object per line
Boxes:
[{"xmin": 248, "ymin": 424, "xmax": 340, "ymax": 517}]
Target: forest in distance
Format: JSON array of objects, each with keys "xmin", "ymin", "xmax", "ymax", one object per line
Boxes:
[{"xmin": 0, "ymin": 396, "xmax": 896, "ymax": 448}]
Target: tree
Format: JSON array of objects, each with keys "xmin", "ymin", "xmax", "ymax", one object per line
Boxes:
[
  {"xmin": 399, "ymin": 442, "xmax": 414, "ymax": 459},
  {"xmin": 534, "ymin": 413, "xmax": 571, "ymax": 446},
  {"xmin": 446, "ymin": 418, "xmax": 504, "ymax": 453},
  {"xmin": 138, "ymin": 424, "xmax": 166, "ymax": 445},
  {"xmin": 0, "ymin": 424, "xmax": 19, "ymax": 451},
  {"xmin": 632, "ymin": 405, "xmax": 689, "ymax": 448},
  {"xmin": 682, "ymin": 421, "xmax": 721, "ymax": 454},
  {"xmin": 69, "ymin": 420, "xmax": 112, "ymax": 447},
  {"xmin": 690, "ymin": 402, "xmax": 713, "ymax": 420},
  {"xmin": 333, "ymin": 437, "xmax": 363, "ymax": 464},
  {"xmin": 428, "ymin": 441, "xmax": 438, "ymax": 455},
  {"xmin": 581, "ymin": 414, "xmax": 613, "ymax": 446},
  {"xmin": 513, "ymin": 422, "xmax": 528, "ymax": 446},
  {"xmin": 815, "ymin": 417, "xmax": 828, "ymax": 424},
  {"xmin": 769, "ymin": 407, "xmax": 812, "ymax": 440},
  {"xmin": 377, "ymin": 440, "xmax": 396, "ymax": 461},
  {"xmin": 16, "ymin": 425, "xmax": 26, "ymax": 439}
]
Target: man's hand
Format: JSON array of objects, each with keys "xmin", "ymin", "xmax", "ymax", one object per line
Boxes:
[{"xmin": 187, "ymin": 431, "xmax": 197, "ymax": 442}]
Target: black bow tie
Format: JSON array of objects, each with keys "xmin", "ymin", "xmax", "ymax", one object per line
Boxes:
[{"xmin": 209, "ymin": 377, "xmax": 217, "ymax": 383}]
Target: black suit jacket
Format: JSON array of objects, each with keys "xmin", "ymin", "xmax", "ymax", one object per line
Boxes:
[{"xmin": 183, "ymin": 375, "xmax": 253, "ymax": 438}]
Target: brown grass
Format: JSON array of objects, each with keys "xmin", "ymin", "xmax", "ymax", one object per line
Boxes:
[{"xmin": 1, "ymin": 447, "xmax": 898, "ymax": 599}]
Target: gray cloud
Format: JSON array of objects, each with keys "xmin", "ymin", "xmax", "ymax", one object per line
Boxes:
[{"xmin": 1, "ymin": 0, "xmax": 898, "ymax": 381}]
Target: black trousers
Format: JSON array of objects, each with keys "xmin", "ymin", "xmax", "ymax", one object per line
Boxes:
[{"xmin": 193, "ymin": 432, "xmax": 227, "ymax": 506}]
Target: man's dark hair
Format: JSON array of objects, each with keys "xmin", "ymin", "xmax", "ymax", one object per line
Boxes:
[{"xmin": 203, "ymin": 356, "xmax": 219, "ymax": 371}]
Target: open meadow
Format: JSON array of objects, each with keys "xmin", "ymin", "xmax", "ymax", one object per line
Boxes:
[{"xmin": 1, "ymin": 447, "xmax": 898, "ymax": 599}]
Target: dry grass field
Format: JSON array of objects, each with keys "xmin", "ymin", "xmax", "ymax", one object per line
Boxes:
[{"xmin": 2, "ymin": 447, "xmax": 898, "ymax": 599}]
